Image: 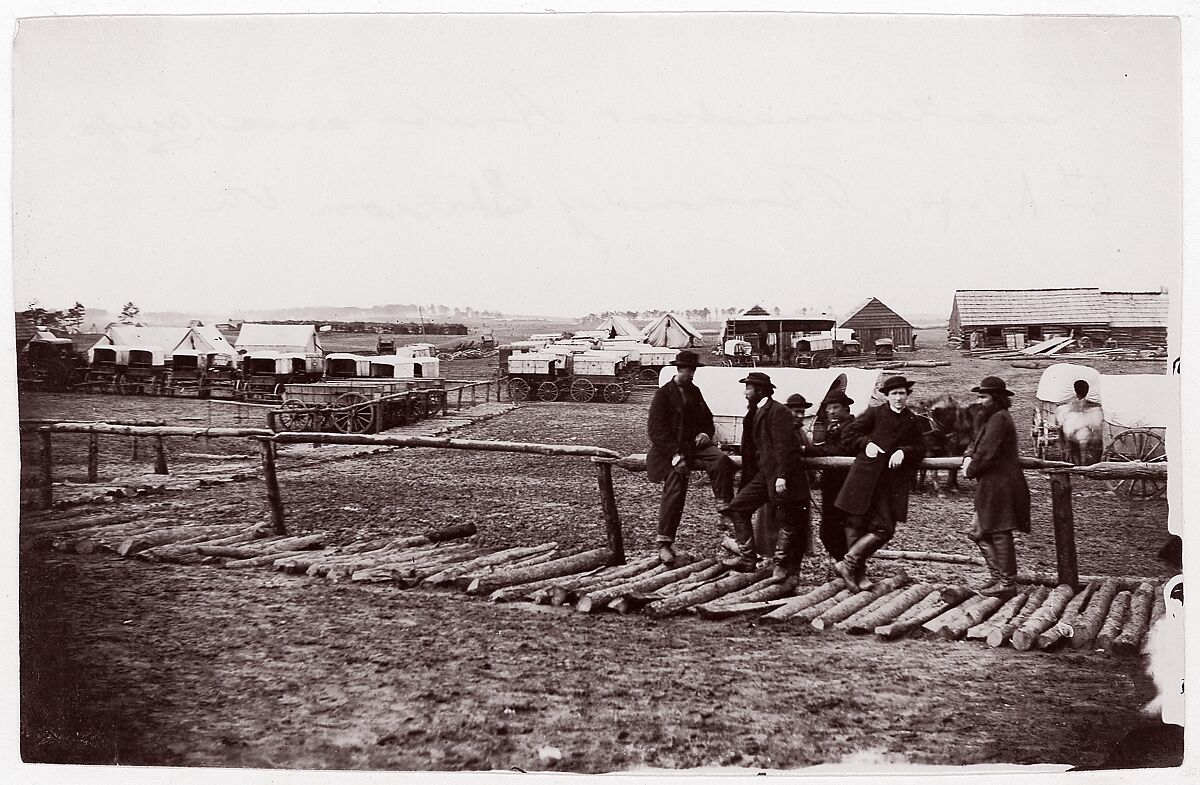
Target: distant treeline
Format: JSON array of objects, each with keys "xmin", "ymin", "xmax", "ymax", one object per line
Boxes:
[{"xmin": 262, "ymin": 319, "xmax": 469, "ymax": 335}]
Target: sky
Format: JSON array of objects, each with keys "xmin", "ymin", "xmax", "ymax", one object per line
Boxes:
[{"xmin": 10, "ymin": 12, "xmax": 1183, "ymax": 321}]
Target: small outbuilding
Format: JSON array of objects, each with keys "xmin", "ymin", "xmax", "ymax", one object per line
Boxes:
[{"xmin": 838, "ymin": 297, "xmax": 915, "ymax": 352}]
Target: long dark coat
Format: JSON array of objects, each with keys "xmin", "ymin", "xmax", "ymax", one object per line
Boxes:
[
  {"xmin": 815, "ymin": 414, "xmax": 857, "ymax": 498},
  {"xmin": 646, "ymin": 379, "xmax": 717, "ymax": 483},
  {"xmin": 744, "ymin": 398, "xmax": 808, "ymax": 505},
  {"xmin": 834, "ymin": 404, "xmax": 926, "ymax": 520},
  {"xmin": 964, "ymin": 408, "xmax": 1031, "ymax": 533}
]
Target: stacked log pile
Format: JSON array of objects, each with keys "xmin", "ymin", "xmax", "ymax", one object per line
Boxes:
[{"xmin": 24, "ymin": 503, "xmax": 1166, "ymax": 654}]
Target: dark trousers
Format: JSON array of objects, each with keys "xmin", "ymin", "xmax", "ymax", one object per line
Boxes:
[
  {"xmin": 656, "ymin": 444, "xmax": 736, "ymax": 544},
  {"xmin": 845, "ymin": 490, "xmax": 898, "ymax": 544},
  {"xmin": 724, "ymin": 472, "xmax": 810, "ymax": 561},
  {"xmin": 819, "ymin": 475, "xmax": 849, "ymax": 560}
]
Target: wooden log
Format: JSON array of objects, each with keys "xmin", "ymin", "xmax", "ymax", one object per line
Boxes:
[
  {"xmin": 696, "ymin": 598, "xmax": 795, "ymax": 620},
  {"xmin": 595, "ymin": 462, "xmax": 625, "ymax": 565},
  {"xmin": 451, "ymin": 551, "xmax": 560, "ymax": 590},
  {"xmin": 87, "ymin": 433, "xmax": 99, "ymax": 483},
  {"xmin": 873, "ymin": 550, "xmax": 984, "ymax": 567},
  {"xmin": 575, "ymin": 559, "xmax": 719, "ymax": 613},
  {"xmin": 1018, "ymin": 573, "xmax": 1156, "ymax": 591},
  {"xmin": 115, "ymin": 523, "xmax": 244, "ymax": 557},
  {"xmin": 844, "ymin": 583, "xmax": 939, "ymax": 634},
  {"xmin": 488, "ymin": 575, "xmax": 577, "ymax": 603},
  {"xmin": 1043, "ymin": 462, "xmax": 1168, "ymax": 481},
  {"xmin": 52, "ymin": 519, "xmax": 166, "ymax": 552},
  {"xmin": 269, "ymin": 431, "xmax": 622, "ymax": 459},
  {"xmin": 931, "ymin": 596, "xmax": 1005, "ymax": 640},
  {"xmin": 467, "ymin": 548, "xmax": 613, "ymax": 596},
  {"xmin": 1036, "ymin": 582, "xmax": 1099, "ymax": 649},
  {"xmin": 144, "ymin": 527, "xmax": 272, "ymax": 562},
  {"xmin": 1095, "ymin": 591, "xmax": 1133, "ymax": 651},
  {"xmin": 758, "ymin": 580, "xmax": 847, "ymax": 624},
  {"xmin": 134, "ymin": 525, "xmax": 261, "ymax": 559},
  {"xmin": 196, "ymin": 533, "xmax": 327, "ymax": 560},
  {"xmin": 223, "ymin": 548, "xmax": 320, "ymax": 569},
  {"xmin": 607, "ymin": 452, "xmax": 1075, "ymax": 474},
  {"xmin": 921, "ymin": 595, "xmax": 988, "ymax": 637},
  {"xmin": 653, "ymin": 564, "xmax": 729, "ymax": 597},
  {"xmin": 987, "ymin": 585, "xmax": 1053, "ymax": 648},
  {"xmin": 547, "ymin": 559, "xmax": 660, "ymax": 606},
  {"xmin": 1110, "ymin": 582, "xmax": 1157, "ymax": 656},
  {"xmin": 812, "ymin": 573, "xmax": 912, "ymax": 630},
  {"xmin": 1048, "ymin": 473, "xmax": 1078, "ymax": 587},
  {"xmin": 48, "ymin": 423, "xmax": 272, "ymax": 438},
  {"xmin": 875, "ymin": 586, "xmax": 974, "ymax": 640},
  {"xmin": 966, "ymin": 589, "xmax": 1032, "ymax": 640},
  {"xmin": 533, "ymin": 567, "xmax": 610, "ymax": 604},
  {"xmin": 570, "ymin": 562, "xmax": 671, "ymax": 598},
  {"xmin": 792, "ymin": 589, "xmax": 856, "ymax": 625},
  {"xmin": 39, "ymin": 429, "xmax": 53, "ymax": 509},
  {"xmin": 356, "ymin": 543, "xmax": 482, "ymax": 573},
  {"xmin": 422, "ymin": 543, "xmax": 560, "ymax": 586},
  {"xmin": 694, "ymin": 578, "xmax": 796, "ymax": 617},
  {"xmin": 352, "ymin": 549, "xmax": 493, "ymax": 585},
  {"xmin": 644, "ymin": 568, "xmax": 772, "ymax": 618},
  {"xmin": 832, "ymin": 586, "xmax": 908, "ymax": 631},
  {"xmin": 705, "ymin": 575, "xmax": 784, "ymax": 608},
  {"xmin": 1067, "ymin": 578, "xmax": 1122, "ymax": 649},
  {"xmin": 1010, "ymin": 585, "xmax": 1076, "ymax": 651}
]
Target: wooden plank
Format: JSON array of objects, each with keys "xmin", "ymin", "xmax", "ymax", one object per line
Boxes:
[
  {"xmin": 595, "ymin": 463, "xmax": 625, "ymax": 565},
  {"xmin": 258, "ymin": 438, "xmax": 286, "ymax": 535}
]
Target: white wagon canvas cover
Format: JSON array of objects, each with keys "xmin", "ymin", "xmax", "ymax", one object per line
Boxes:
[{"xmin": 235, "ymin": 323, "xmax": 324, "ymax": 355}]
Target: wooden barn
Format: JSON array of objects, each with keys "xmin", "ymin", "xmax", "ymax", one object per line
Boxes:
[
  {"xmin": 949, "ymin": 289, "xmax": 1110, "ymax": 349},
  {"xmin": 839, "ymin": 298, "xmax": 914, "ymax": 352},
  {"xmin": 1102, "ymin": 291, "xmax": 1169, "ymax": 349},
  {"xmin": 949, "ymin": 288, "xmax": 1169, "ymax": 350}
]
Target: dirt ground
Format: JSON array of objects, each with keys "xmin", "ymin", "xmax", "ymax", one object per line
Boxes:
[{"xmin": 16, "ymin": 331, "xmax": 1181, "ymax": 771}]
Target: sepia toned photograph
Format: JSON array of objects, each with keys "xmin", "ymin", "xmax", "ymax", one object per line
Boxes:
[{"xmin": 6, "ymin": 1, "xmax": 1193, "ymax": 781}]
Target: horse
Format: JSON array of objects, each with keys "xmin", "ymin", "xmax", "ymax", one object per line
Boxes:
[{"xmin": 910, "ymin": 394, "xmax": 979, "ymax": 494}]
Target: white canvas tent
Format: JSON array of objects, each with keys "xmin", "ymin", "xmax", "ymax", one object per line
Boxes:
[
  {"xmin": 101, "ymin": 325, "xmax": 191, "ymax": 355},
  {"xmin": 642, "ymin": 313, "xmax": 703, "ymax": 348},
  {"xmin": 235, "ymin": 323, "xmax": 323, "ymax": 355},
  {"xmin": 594, "ymin": 314, "xmax": 644, "ymax": 339},
  {"xmin": 660, "ymin": 366, "xmax": 881, "ymax": 444},
  {"xmin": 173, "ymin": 326, "xmax": 238, "ymax": 359}
]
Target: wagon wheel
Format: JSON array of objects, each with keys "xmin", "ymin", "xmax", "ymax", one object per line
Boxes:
[
  {"xmin": 1103, "ymin": 428, "xmax": 1167, "ymax": 498},
  {"xmin": 602, "ymin": 383, "xmax": 626, "ymax": 403},
  {"xmin": 537, "ymin": 381, "xmax": 560, "ymax": 402},
  {"xmin": 330, "ymin": 392, "xmax": 376, "ymax": 434},
  {"xmin": 508, "ymin": 378, "xmax": 531, "ymax": 402},
  {"xmin": 277, "ymin": 399, "xmax": 315, "ymax": 432},
  {"xmin": 639, "ymin": 367, "xmax": 660, "ymax": 383},
  {"xmin": 721, "ymin": 359, "xmax": 734, "ymax": 367},
  {"xmin": 570, "ymin": 378, "xmax": 596, "ymax": 403}
]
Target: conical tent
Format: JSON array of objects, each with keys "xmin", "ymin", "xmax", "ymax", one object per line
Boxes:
[
  {"xmin": 642, "ymin": 313, "xmax": 703, "ymax": 348},
  {"xmin": 594, "ymin": 314, "xmax": 643, "ymax": 339}
]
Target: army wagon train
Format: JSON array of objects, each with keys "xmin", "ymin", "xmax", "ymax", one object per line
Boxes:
[
  {"xmin": 502, "ymin": 348, "xmax": 636, "ymax": 403},
  {"xmin": 269, "ymin": 379, "xmax": 450, "ymax": 434}
]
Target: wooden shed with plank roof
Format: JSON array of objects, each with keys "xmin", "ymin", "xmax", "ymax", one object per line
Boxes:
[
  {"xmin": 949, "ymin": 288, "xmax": 1111, "ymax": 349},
  {"xmin": 1101, "ymin": 291, "xmax": 1169, "ymax": 349},
  {"xmin": 838, "ymin": 297, "xmax": 914, "ymax": 352}
]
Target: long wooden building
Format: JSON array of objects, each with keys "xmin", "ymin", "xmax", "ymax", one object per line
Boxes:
[
  {"xmin": 839, "ymin": 297, "xmax": 914, "ymax": 352},
  {"xmin": 949, "ymin": 288, "xmax": 1169, "ymax": 349}
]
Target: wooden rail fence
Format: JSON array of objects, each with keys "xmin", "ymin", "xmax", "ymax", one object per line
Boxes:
[{"xmin": 24, "ymin": 423, "xmax": 1167, "ymax": 585}]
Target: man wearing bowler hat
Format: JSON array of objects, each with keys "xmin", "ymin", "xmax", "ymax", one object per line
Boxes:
[
  {"xmin": 833, "ymin": 375, "xmax": 926, "ymax": 592},
  {"xmin": 646, "ymin": 350, "xmax": 736, "ymax": 565},
  {"xmin": 812, "ymin": 390, "xmax": 857, "ymax": 562},
  {"xmin": 718, "ymin": 372, "xmax": 809, "ymax": 579}
]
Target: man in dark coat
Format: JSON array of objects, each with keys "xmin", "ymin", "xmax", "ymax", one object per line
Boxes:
[
  {"xmin": 812, "ymin": 391, "xmax": 856, "ymax": 562},
  {"xmin": 646, "ymin": 350, "xmax": 735, "ymax": 565},
  {"xmin": 962, "ymin": 376, "xmax": 1031, "ymax": 598},
  {"xmin": 833, "ymin": 375, "xmax": 927, "ymax": 592},
  {"xmin": 718, "ymin": 373, "xmax": 808, "ymax": 578}
]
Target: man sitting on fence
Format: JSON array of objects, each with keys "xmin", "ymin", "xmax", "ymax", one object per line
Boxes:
[{"xmin": 646, "ymin": 350, "xmax": 735, "ymax": 565}]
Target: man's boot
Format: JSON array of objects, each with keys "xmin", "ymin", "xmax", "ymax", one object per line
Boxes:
[
  {"xmin": 981, "ymin": 532, "xmax": 1018, "ymax": 598},
  {"xmin": 771, "ymin": 526, "xmax": 800, "ymax": 582},
  {"xmin": 720, "ymin": 515, "xmax": 758, "ymax": 572},
  {"xmin": 833, "ymin": 525, "xmax": 864, "ymax": 591},
  {"xmin": 844, "ymin": 532, "xmax": 886, "ymax": 592},
  {"xmin": 970, "ymin": 532, "xmax": 1001, "ymax": 592},
  {"xmin": 657, "ymin": 541, "xmax": 676, "ymax": 565}
]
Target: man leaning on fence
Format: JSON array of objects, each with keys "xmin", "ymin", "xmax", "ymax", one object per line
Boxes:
[{"xmin": 646, "ymin": 350, "xmax": 736, "ymax": 565}]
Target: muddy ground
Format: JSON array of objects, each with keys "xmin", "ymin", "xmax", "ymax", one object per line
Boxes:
[{"xmin": 17, "ymin": 332, "xmax": 1181, "ymax": 771}]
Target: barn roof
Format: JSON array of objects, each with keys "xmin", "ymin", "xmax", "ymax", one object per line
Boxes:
[
  {"xmin": 840, "ymin": 297, "xmax": 914, "ymax": 329},
  {"xmin": 1101, "ymin": 291, "xmax": 1169, "ymax": 328},
  {"xmin": 952, "ymin": 289, "xmax": 1108, "ymax": 327},
  {"xmin": 740, "ymin": 304, "xmax": 772, "ymax": 317}
]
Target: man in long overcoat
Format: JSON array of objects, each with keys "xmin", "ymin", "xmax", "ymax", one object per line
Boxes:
[
  {"xmin": 962, "ymin": 376, "xmax": 1031, "ymax": 597},
  {"xmin": 718, "ymin": 373, "xmax": 809, "ymax": 578},
  {"xmin": 646, "ymin": 350, "xmax": 735, "ymax": 564},
  {"xmin": 833, "ymin": 375, "xmax": 926, "ymax": 591}
]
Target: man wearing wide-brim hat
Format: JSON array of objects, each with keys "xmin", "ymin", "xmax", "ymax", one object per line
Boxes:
[
  {"xmin": 810, "ymin": 390, "xmax": 857, "ymax": 562},
  {"xmin": 961, "ymin": 376, "xmax": 1030, "ymax": 598},
  {"xmin": 646, "ymin": 350, "xmax": 736, "ymax": 565},
  {"xmin": 718, "ymin": 372, "xmax": 809, "ymax": 580},
  {"xmin": 832, "ymin": 375, "xmax": 927, "ymax": 592}
]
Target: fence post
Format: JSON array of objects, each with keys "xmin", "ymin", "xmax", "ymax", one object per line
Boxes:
[
  {"xmin": 595, "ymin": 462, "xmax": 625, "ymax": 565},
  {"xmin": 1049, "ymin": 472, "xmax": 1079, "ymax": 587},
  {"xmin": 87, "ymin": 433, "xmax": 99, "ymax": 483},
  {"xmin": 257, "ymin": 437, "xmax": 287, "ymax": 535},
  {"xmin": 154, "ymin": 435, "xmax": 169, "ymax": 475},
  {"xmin": 39, "ymin": 428, "xmax": 53, "ymax": 509}
]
